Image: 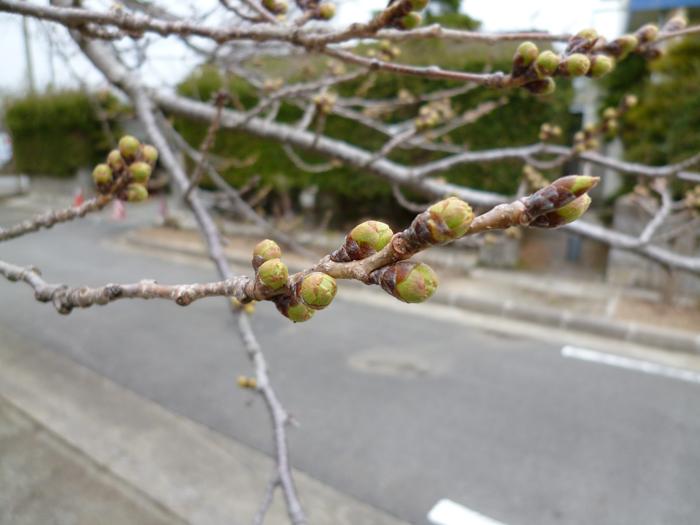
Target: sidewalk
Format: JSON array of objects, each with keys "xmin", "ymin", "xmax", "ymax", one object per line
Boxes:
[
  {"xmin": 0, "ymin": 332, "xmax": 408, "ymax": 525},
  {"xmin": 122, "ymin": 223, "xmax": 700, "ymax": 355}
]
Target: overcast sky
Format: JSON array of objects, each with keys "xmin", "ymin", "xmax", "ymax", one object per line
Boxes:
[{"xmin": 0, "ymin": 0, "xmax": 627, "ymax": 95}]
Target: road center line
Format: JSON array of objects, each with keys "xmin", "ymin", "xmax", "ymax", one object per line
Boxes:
[
  {"xmin": 428, "ymin": 498, "xmax": 508, "ymax": 525},
  {"xmin": 561, "ymin": 345, "xmax": 700, "ymax": 385}
]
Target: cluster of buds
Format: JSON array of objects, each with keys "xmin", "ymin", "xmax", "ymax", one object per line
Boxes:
[
  {"xmin": 539, "ymin": 123, "xmax": 562, "ymax": 142},
  {"xmin": 251, "ymin": 239, "xmax": 338, "ymax": 323},
  {"xmin": 386, "ymin": 0, "xmax": 428, "ymax": 31},
  {"xmin": 572, "ymin": 93, "xmax": 638, "ymax": 152},
  {"xmin": 262, "ymin": 0, "xmax": 287, "ymax": 15},
  {"xmin": 378, "ymin": 39, "xmax": 402, "ymax": 61},
  {"xmin": 512, "ymin": 27, "xmax": 627, "ymax": 95},
  {"xmin": 313, "ymin": 91, "xmax": 337, "ymax": 114},
  {"xmin": 523, "ymin": 165, "xmax": 549, "ymax": 190},
  {"xmin": 414, "ymin": 99, "xmax": 454, "ymax": 131},
  {"xmin": 92, "ymin": 135, "xmax": 158, "ymax": 203}
]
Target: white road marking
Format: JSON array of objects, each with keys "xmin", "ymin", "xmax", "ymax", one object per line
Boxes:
[
  {"xmin": 428, "ymin": 499, "xmax": 507, "ymax": 525},
  {"xmin": 561, "ymin": 345, "xmax": 700, "ymax": 385}
]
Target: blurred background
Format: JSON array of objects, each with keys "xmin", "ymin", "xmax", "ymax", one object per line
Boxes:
[{"xmin": 1, "ymin": 1, "xmax": 699, "ymax": 525}]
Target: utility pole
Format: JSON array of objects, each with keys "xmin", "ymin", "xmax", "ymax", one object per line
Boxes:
[{"xmin": 21, "ymin": 16, "xmax": 36, "ymax": 95}]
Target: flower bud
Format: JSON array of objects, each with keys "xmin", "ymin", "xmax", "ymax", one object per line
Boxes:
[
  {"xmin": 399, "ymin": 12, "xmax": 422, "ymax": 30},
  {"xmin": 372, "ymin": 261, "xmax": 438, "ymax": 304},
  {"xmin": 300, "ymin": 272, "xmax": 337, "ymax": 310},
  {"xmin": 523, "ymin": 175, "xmax": 598, "ymax": 221},
  {"xmin": 523, "ymin": 78, "xmax": 556, "ymax": 96},
  {"xmin": 589, "ymin": 55, "xmax": 615, "ymax": 78},
  {"xmin": 535, "ymin": 50, "xmax": 560, "ymax": 77},
  {"xmin": 425, "ymin": 197, "xmax": 474, "ymax": 243},
  {"xmin": 237, "ymin": 376, "xmax": 257, "ymax": 389},
  {"xmin": 602, "ymin": 107, "xmax": 618, "ymax": 120},
  {"xmin": 118, "ymin": 135, "xmax": 141, "ymax": 160},
  {"xmin": 614, "ymin": 35, "xmax": 638, "ymax": 58},
  {"xmin": 252, "ymin": 239, "xmax": 282, "ymax": 270},
  {"xmin": 317, "ymin": 2, "xmax": 335, "ymax": 20},
  {"xmin": 275, "ymin": 295, "xmax": 314, "ymax": 323},
  {"xmin": 530, "ymin": 194, "xmax": 592, "ymax": 228},
  {"xmin": 92, "ymin": 164, "xmax": 113, "ymax": 185},
  {"xmin": 514, "ymin": 41, "xmax": 539, "ymax": 68},
  {"xmin": 564, "ymin": 53, "xmax": 591, "ymax": 76},
  {"xmin": 126, "ymin": 183, "xmax": 149, "ymax": 202},
  {"xmin": 636, "ymin": 24, "xmax": 658, "ymax": 43},
  {"xmin": 576, "ymin": 28, "xmax": 598, "ymax": 43},
  {"xmin": 262, "ymin": 0, "xmax": 287, "ymax": 14},
  {"xmin": 624, "ymin": 94, "xmax": 638, "ymax": 108},
  {"xmin": 141, "ymin": 144, "xmax": 159, "ymax": 166},
  {"xmin": 129, "ymin": 161, "xmax": 152, "ymax": 183},
  {"xmin": 256, "ymin": 258, "xmax": 288, "ymax": 290},
  {"xmin": 107, "ymin": 150, "xmax": 125, "ymax": 172},
  {"xmin": 409, "ymin": 0, "xmax": 429, "ymax": 11},
  {"xmin": 664, "ymin": 15, "xmax": 687, "ymax": 33},
  {"xmin": 332, "ymin": 220, "xmax": 393, "ymax": 262}
]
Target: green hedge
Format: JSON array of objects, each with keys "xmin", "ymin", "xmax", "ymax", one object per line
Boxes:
[
  {"xmin": 173, "ymin": 44, "xmax": 576, "ymax": 225},
  {"xmin": 601, "ymin": 32, "xmax": 700, "ymax": 197},
  {"xmin": 4, "ymin": 90, "xmax": 122, "ymax": 177}
]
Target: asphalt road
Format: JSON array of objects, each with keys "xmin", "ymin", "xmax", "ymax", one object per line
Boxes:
[{"xmin": 1, "ymin": 205, "xmax": 699, "ymax": 525}]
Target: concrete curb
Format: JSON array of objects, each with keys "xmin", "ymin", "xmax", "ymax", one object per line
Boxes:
[
  {"xmin": 440, "ymin": 291, "xmax": 700, "ymax": 355},
  {"xmin": 124, "ymin": 230, "xmax": 700, "ymax": 357},
  {"xmin": 0, "ymin": 331, "xmax": 408, "ymax": 525}
]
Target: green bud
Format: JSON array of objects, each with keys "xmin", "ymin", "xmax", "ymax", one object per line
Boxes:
[
  {"xmin": 129, "ymin": 161, "xmax": 152, "ymax": 183},
  {"xmin": 118, "ymin": 135, "xmax": 141, "ymax": 160},
  {"xmin": 636, "ymin": 24, "xmax": 658, "ymax": 43},
  {"xmin": 92, "ymin": 164, "xmax": 113, "ymax": 185},
  {"xmin": 589, "ymin": 55, "xmax": 615, "ymax": 78},
  {"xmin": 515, "ymin": 41, "xmax": 539, "ymax": 67},
  {"xmin": 141, "ymin": 145, "xmax": 159, "ymax": 166},
  {"xmin": 426, "ymin": 197, "xmax": 474, "ymax": 243},
  {"xmin": 409, "ymin": 0, "xmax": 429, "ymax": 11},
  {"xmin": 286, "ymin": 301, "xmax": 314, "ymax": 323},
  {"xmin": 399, "ymin": 12, "xmax": 422, "ymax": 30},
  {"xmin": 531, "ymin": 194, "xmax": 592, "ymax": 228},
  {"xmin": 257, "ymin": 258, "xmax": 288, "ymax": 290},
  {"xmin": 523, "ymin": 78, "xmax": 556, "ymax": 96},
  {"xmin": 107, "ymin": 150, "xmax": 125, "ymax": 172},
  {"xmin": 576, "ymin": 28, "xmax": 598, "ymax": 42},
  {"xmin": 252, "ymin": 239, "xmax": 282, "ymax": 270},
  {"xmin": 262, "ymin": 0, "xmax": 287, "ymax": 14},
  {"xmin": 603, "ymin": 107, "xmax": 617, "ymax": 120},
  {"xmin": 535, "ymin": 50, "xmax": 560, "ymax": 77},
  {"xmin": 350, "ymin": 220, "xmax": 393, "ymax": 253},
  {"xmin": 300, "ymin": 272, "xmax": 337, "ymax": 310},
  {"xmin": 615, "ymin": 35, "xmax": 638, "ymax": 58},
  {"xmin": 126, "ymin": 183, "xmax": 148, "ymax": 202},
  {"xmin": 318, "ymin": 2, "xmax": 335, "ymax": 20},
  {"xmin": 569, "ymin": 175, "xmax": 599, "ymax": 196},
  {"xmin": 565, "ymin": 53, "xmax": 591, "ymax": 76},
  {"xmin": 373, "ymin": 261, "xmax": 438, "ymax": 304}
]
